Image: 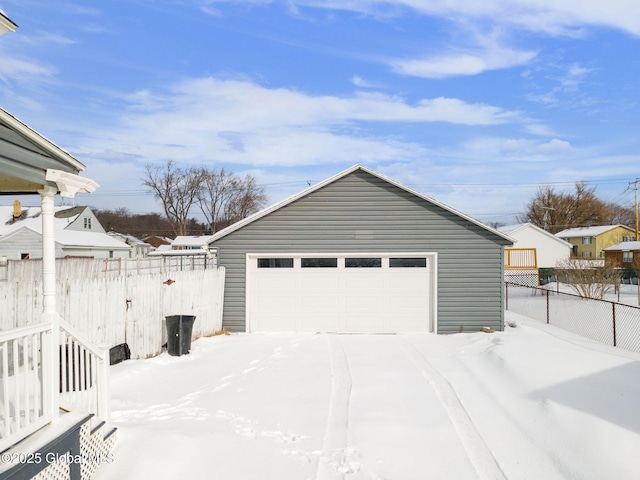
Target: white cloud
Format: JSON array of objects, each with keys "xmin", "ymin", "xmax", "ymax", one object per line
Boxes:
[
  {"xmin": 292, "ymin": 0, "xmax": 640, "ymax": 37},
  {"xmin": 0, "ymin": 54, "xmax": 57, "ymax": 80},
  {"xmin": 351, "ymin": 75, "xmax": 382, "ymax": 88},
  {"xmin": 391, "ymin": 45, "xmax": 537, "ymax": 78},
  {"xmin": 500, "ymin": 138, "xmax": 573, "ymax": 155},
  {"xmin": 71, "ymin": 76, "xmax": 523, "ymax": 169},
  {"xmin": 524, "ymin": 124, "xmax": 557, "ymax": 136}
]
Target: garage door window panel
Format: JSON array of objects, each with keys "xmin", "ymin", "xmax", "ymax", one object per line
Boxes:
[
  {"xmin": 257, "ymin": 258, "xmax": 294, "ymax": 268},
  {"xmin": 301, "ymin": 258, "xmax": 338, "ymax": 268},
  {"xmin": 389, "ymin": 257, "xmax": 427, "ymax": 268},
  {"xmin": 345, "ymin": 257, "xmax": 382, "ymax": 268}
]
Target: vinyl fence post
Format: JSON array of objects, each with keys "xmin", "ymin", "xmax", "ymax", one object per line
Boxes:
[
  {"xmin": 612, "ymin": 303, "xmax": 617, "ymax": 347},
  {"xmin": 546, "ymin": 289, "xmax": 550, "ymax": 324}
]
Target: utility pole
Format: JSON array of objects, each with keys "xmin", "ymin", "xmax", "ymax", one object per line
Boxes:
[
  {"xmin": 628, "ymin": 179, "xmax": 640, "ymax": 241},
  {"xmin": 628, "ymin": 179, "xmax": 640, "ymax": 305},
  {"xmin": 541, "ymin": 206, "xmax": 555, "ymax": 232}
]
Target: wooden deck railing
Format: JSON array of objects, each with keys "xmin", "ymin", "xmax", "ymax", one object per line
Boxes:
[{"xmin": 504, "ymin": 248, "xmax": 538, "ymax": 269}]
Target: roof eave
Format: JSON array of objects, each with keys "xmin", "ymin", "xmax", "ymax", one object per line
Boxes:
[
  {"xmin": 0, "ymin": 107, "xmax": 86, "ymax": 173},
  {"xmin": 0, "ymin": 10, "xmax": 18, "ymax": 34}
]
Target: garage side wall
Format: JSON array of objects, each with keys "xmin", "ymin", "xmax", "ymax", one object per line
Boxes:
[{"xmin": 212, "ymin": 170, "xmax": 510, "ymax": 333}]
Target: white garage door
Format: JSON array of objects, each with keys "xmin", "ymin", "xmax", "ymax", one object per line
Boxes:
[{"xmin": 246, "ymin": 253, "xmax": 437, "ymax": 333}]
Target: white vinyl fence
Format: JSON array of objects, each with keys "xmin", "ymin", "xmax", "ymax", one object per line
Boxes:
[{"xmin": 0, "ymin": 259, "xmax": 225, "ymax": 359}]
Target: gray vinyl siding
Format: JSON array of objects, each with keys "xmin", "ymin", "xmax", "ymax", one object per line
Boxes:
[
  {"xmin": 64, "ymin": 209, "xmax": 106, "ymax": 234},
  {"xmin": 212, "ymin": 169, "xmax": 511, "ymax": 333}
]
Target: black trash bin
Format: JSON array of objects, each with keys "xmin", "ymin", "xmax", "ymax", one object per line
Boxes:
[{"xmin": 165, "ymin": 315, "xmax": 196, "ymax": 356}]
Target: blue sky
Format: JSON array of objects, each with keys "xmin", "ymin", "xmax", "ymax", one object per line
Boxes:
[{"xmin": 1, "ymin": 1, "xmax": 639, "ymax": 226}]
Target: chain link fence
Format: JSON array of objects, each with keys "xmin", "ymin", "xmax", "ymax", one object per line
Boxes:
[{"xmin": 505, "ymin": 282, "xmax": 640, "ymax": 353}]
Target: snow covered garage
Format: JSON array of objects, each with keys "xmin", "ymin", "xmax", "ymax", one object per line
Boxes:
[{"xmin": 209, "ymin": 165, "xmax": 513, "ymax": 334}]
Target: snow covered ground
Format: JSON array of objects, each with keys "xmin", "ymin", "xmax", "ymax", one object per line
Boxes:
[
  {"xmin": 95, "ymin": 312, "xmax": 640, "ymax": 480},
  {"xmin": 544, "ymin": 281, "xmax": 640, "ymax": 307}
]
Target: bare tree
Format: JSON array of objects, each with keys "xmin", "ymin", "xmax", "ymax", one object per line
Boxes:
[
  {"xmin": 196, "ymin": 168, "xmax": 267, "ymax": 233},
  {"xmin": 605, "ymin": 201, "xmax": 635, "ymax": 227},
  {"xmin": 226, "ymin": 174, "xmax": 267, "ymax": 223},
  {"xmin": 143, "ymin": 161, "xmax": 204, "ymax": 236},
  {"xmin": 519, "ymin": 182, "xmax": 612, "ymax": 233},
  {"xmin": 555, "ymin": 258, "xmax": 621, "ymax": 299},
  {"xmin": 196, "ymin": 167, "xmax": 238, "ymax": 233}
]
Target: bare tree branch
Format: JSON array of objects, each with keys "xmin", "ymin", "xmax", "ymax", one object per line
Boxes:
[{"xmin": 143, "ymin": 160, "xmax": 203, "ymax": 236}]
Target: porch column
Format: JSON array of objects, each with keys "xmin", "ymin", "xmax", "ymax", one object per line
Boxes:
[{"xmin": 39, "ymin": 185, "xmax": 60, "ymax": 421}]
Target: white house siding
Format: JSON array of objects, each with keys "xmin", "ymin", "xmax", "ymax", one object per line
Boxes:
[
  {"xmin": 212, "ymin": 169, "xmax": 511, "ymax": 334},
  {"xmin": 62, "ymin": 246, "xmax": 130, "ymax": 259},
  {"xmin": 501, "ymin": 224, "xmax": 571, "ymax": 268},
  {"xmin": 0, "ymin": 228, "xmax": 64, "ymax": 260}
]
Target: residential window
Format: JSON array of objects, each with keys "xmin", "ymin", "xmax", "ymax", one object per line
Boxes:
[
  {"xmin": 301, "ymin": 258, "xmax": 337, "ymax": 268},
  {"xmin": 581, "ymin": 251, "xmax": 592, "ymax": 258},
  {"xmin": 623, "ymin": 236, "xmax": 635, "ymax": 242},
  {"xmin": 389, "ymin": 257, "xmax": 427, "ymax": 268},
  {"xmin": 582, "ymin": 237, "xmax": 592, "ymax": 244},
  {"xmin": 623, "ymin": 252, "xmax": 633, "ymax": 263},
  {"xmin": 21, "ymin": 253, "xmax": 29, "ymax": 260},
  {"xmin": 257, "ymin": 258, "xmax": 293, "ymax": 268},
  {"xmin": 84, "ymin": 217, "xmax": 92, "ymax": 229},
  {"xmin": 345, "ymin": 257, "xmax": 382, "ymax": 268}
]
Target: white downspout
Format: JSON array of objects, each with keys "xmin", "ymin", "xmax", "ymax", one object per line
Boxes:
[{"xmin": 39, "ymin": 185, "xmax": 60, "ymax": 422}]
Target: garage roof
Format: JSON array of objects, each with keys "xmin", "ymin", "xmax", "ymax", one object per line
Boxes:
[{"xmin": 210, "ymin": 164, "xmax": 515, "ymax": 244}]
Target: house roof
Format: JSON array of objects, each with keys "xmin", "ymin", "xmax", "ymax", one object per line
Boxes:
[
  {"xmin": 498, "ymin": 222, "xmax": 572, "ymax": 247},
  {"xmin": 555, "ymin": 225, "xmax": 634, "ymax": 238},
  {"xmin": 107, "ymin": 232, "xmax": 149, "ymax": 246},
  {"xmin": 172, "ymin": 235, "xmax": 215, "ymax": 247},
  {"xmin": 604, "ymin": 241, "xmax": 640, "ymax": 251},
  {"xmin": 0, "ymin": 225, "xmax": 128, "ymax": 250},
  {"xmin": 0, "ymin": 205, "xmax": 128, "ymax": 249},
  {"xmin": 209, "ymin": 164, "xmax": 515, "ymax": 244}
]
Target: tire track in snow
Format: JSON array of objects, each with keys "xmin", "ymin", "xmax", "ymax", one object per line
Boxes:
[
  {"xmin": 397, "ymin": 336, "xmax": 507, "ymax": 480},
  {"xmin": 316, "ymin": 335, "xmax": 353, "ymax": 480}
]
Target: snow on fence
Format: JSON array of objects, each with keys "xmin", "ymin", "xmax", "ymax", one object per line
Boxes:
[
  {"xmin": 505, "ymin": 282, "xmax": 640, "ymax": 353},
  {"xmin": 0, "ymin": 259, "xmax": 225, "ymax": 359}
]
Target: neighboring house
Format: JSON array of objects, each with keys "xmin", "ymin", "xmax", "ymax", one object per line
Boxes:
[
  {"xmin": 0, "ymin": 203, "xmax": 130, "ymax": 259},
  {"xmin": 148, "ymin": 235, "xmax": 217, "ymax": 268},
  {"xmin": 498, "ymin": 223, "xmax": 572, "ymax": 268},
  {"xmin": 603, "ymin": 241, "xmax": 640, "ymax": 269},
  {"xmin": 209, "ymin": 165, "xmax": 514, "ymax": 334},
  {"xmin": 171, "ymin": 235, "xmax": 215, "ymax": 252},
  {"xmin": 108, "ymin": 231, "xmax": 152, "ymax": 258},
  {"xmin": 556, "ymin": 225, "xmax": 636, "ymax": 260}
]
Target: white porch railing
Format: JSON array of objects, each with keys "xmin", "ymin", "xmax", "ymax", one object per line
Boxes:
[
  {"xmin": 59, "ymin": 320, "xmax": 110, "ymax": 422},
  {"xmin": 0, "ymin": 319, "xmax": 110, "ymax": 454},
  {"xmin": 0, "ymin": 323, "xmax": 51, "ymax": 454}
]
